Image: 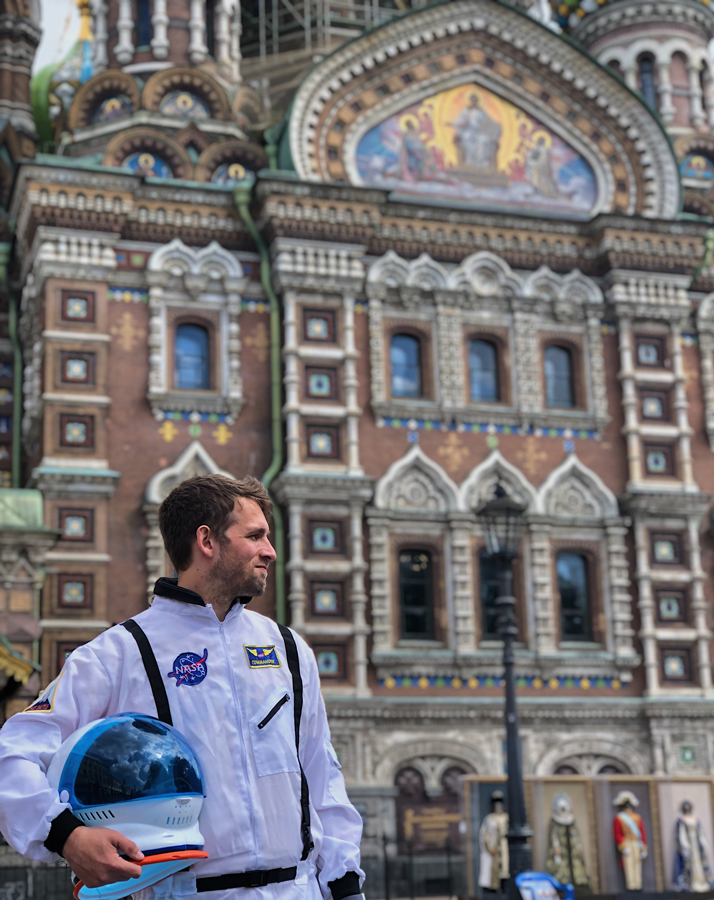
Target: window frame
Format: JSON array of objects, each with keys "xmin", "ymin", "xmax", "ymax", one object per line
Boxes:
[
  {"xmin": 634, "ymin": 334, "xmax": 667, "ymax": 369},
  {"xmin": 303, "ymin": 308, "xmax": 336, "ymax": 343},
  {"xmin": 555, "ymin": 550, "xmax": 594, "ymax": 643},
  {"xmin": 543, "ymin": 342, "xmax": 578, "ymax": 410},
  {"xmin": 172, "ymin": 319, "xmax": 213, "ymax": 392},
  {"xmin": 312, "ymin": 643, "xmax": 347, "ymax": 680},
  {"xmin": 306, "ymin": 423, "xmax": 340, "ymax": 460},
  {"xmin": 467, "ymin": 336, "xmax": 501, "ymax": 404},
  {"xmin": 389, "ymin": 331, "xmax": 425, "ymax": 400},
  {"xmin": 305, "ymin": 366, "xmax": 339, "ymax": 402},
  {"xmin": 639, "ymin": 387, "xmax": 670, "ymax": 422},
  {"xmin": 60, "ymin": 351, "xmax": 96, "ymax": 387},
  {"xmin": 57, "ymin": 574, "xmax": 94, "ymax": 610},
  {"xmin": 309, "ymin": 581, "xmax": 345, "ymax": 617},
  {"xmin": 308, "ymin": 520, "xmax": 343, "ymax": 556},
  {"xmin": 650, "ymin": 531, "xmax": 684, "ymax": 566},
  {"xmin": 61, "ymin": 289, "xmax": 96, "ymax": 324},
  {"xmin": 397, "ymin": 547, "xmax": 436, "ymax": 641},
  {"xmin": 654, "ymin": 587, "xmax": 688, "ymax": 625}
]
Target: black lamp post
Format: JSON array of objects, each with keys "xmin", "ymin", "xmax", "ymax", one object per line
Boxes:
[{"xmin": 478, "ymin": 482, "xmax": 532, "ymax": 900}]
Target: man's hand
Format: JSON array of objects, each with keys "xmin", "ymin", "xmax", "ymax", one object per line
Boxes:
[{"xmin": 62, "ymin": 826, "xmax": 144, "ymax": 888}]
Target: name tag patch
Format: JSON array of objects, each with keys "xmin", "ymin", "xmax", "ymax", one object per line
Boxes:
[
  {"xmin": 245, "ymin": 645, "xmax": 281, "ymax": 668},
  {"xmin": 25, "ymin": 672, "xmax": 63, "ymax": 713}
]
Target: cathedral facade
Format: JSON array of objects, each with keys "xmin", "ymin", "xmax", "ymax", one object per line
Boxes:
[{"xmin": 1, "ymin": 0, "xmax": 714, "ymax": 865}]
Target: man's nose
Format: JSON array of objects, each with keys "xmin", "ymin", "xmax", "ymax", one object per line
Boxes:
[{"xmin": 261, "ymin": 539, "xmax": 277, "ymax": 562}]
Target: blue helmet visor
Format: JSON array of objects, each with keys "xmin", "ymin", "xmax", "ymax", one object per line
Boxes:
[{"xmin": 60, "ymin": 714, "xmax": 204, "ymax": 808}]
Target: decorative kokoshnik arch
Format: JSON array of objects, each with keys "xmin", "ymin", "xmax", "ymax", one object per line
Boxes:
[{"xmin": 288, "ymin": 0, "xmax": 680, "ymax": 218}]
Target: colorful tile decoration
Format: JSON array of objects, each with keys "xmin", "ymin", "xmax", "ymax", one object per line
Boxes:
[
  {"xmin": 159, "ymin": 90, "xmax": 210, "ymax": 120},
  {"xmin": 0, "ymin": 417, "xmax": 10, "ymax": 434},
  {"xmin": 309, "ymin": 431, "xmax": 334, "ymax": 456},
  {"xmin": 377, "ymin": 417, "xmax": 600, "ymax": 441},
  {"xmin": 316, "ymin": 650, "xmax": 341, "ymax": 676},
  {"xmin": 637, "ymin": 341, "xmax": 662, "ymax": 366},
  {"xmin": 65, "ymin": 358, "xmax": 88, "ymax": 381},
  {"xmin": 0, "ymin": 389, "xmax": 12, "ymax": 405},
  {"xmin": 242, "ymin": 299, "xmax": 269, "ymax": 313},
  {"xmin": 307, "ymin": 371, "xmax": 334, "ymax": 398},
  {"xmin": 646, "ymin": 449, "xmax": 668, "ymax": 473},
  {"xmin": 108, "ymin": 287, "xmax": 149, "ymax": 303},
  {"xmin": 654, "ymin": 538, "xmax": 677, "ymax": 562},
  {"xmin": 663, "ymin": 654, "xmax": 685, "ymax": 678},
  {"xmin": 659, "ymin": 595, "xmax": 682, "ymax": 620},
  {"xmin": 312, "ymin": 526, "xmax": 337, "ymax": 552},
  {"xmin": 314, "ymin": 588, "xmax": 339, "ymax": 614},
  {"xmin": 62, "ymin": 581, "xmax": 86, "ymax": 604},
  {"xmin": 306, "ymin": 316, "xmax": 331, "ymax": 340},
  {"xmin": 379, "ymin": 674, "xmax": 625, "ymax": 690},
  {"xmin": 642, "ymin": 397, "xmax": 663, "ymax": 419},
  {"xmin": 93, "ymin": 94, "xmax": 132, "ymax": 123},
  {"xmin": 65, "ymin": 297, "xmax": 89, "ymax": 318},
  {"xmin": 155, "ymin": 410, "xmax": 234, "ymax": 424},
  {"xmin": 64, "ymin": 421, "xmax": 87, "ymax": 444},
  {"xmin": 63, "ymin": 515, "xmax": 87, "ymax": 539}
]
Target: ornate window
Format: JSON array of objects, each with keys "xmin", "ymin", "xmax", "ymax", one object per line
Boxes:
[
  {"xmin": 468, "ymin": 339, "xmax": 499, "ymax": 403},
  {"xmin": 638, "ymin": 55, "xmax": 657, "ymax": 111},
  {"xmin": 390, "ymin": 334, "xmax": 422, "ymax": 398},
  {"xmin": 398, "ymin": 549, "xmax": 434, "ymax": 639},
  {"xmin": 556, "ymin": 552, "xmax": 592, "ymax": 641},
  {"xmin": 479, "ymin": 552, "xmax": 502, "ymax": 638},
  {"xmin": 174, "ymin": 323, "xmax": 210, "ymax": 390},
  {"xmin": 544, "ymin": 345, "xmax": 575, "ymax": 409},
  {"xmin": 136, "ymin": 0, "xmax": 153, "ymax": 47}
]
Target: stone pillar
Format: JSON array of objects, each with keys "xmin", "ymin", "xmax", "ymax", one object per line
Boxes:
[
  {"xmin": 216, "ymin": 0, "xmax": 233, "ymax": 77},
  {"xmin": 699, "ymin": 331, "xmax": 714, "ymax": 449},
  {"xmin": 618, "ymin": 318, "xmax": 643, "ymax": 487},
  {"xmin": 368, "ymin": 298, "xmax": 386, "ymax": 404},
  {"xmin": 687, "ymin": 517, "xmax": 712, "ymax": 692},
  {"xmin": 287, "ymin": 501, "xmax": 306, "ymax": 632},
  {"xmin": 189, "ymin": 0, "xmax": 208, "ymax": 64},
  {"xmin": 605, "ymin": 520, "xmax": 637, "ymax": 668},
  {"xmin": 688, "ymin": 63, "xmax": 706, "ymax": 127},
  {"xmin": 671, "ymin": 324, "xmax": 695, "ymax": 488},
  {"xmin": 368, "ymin": 518, "xmax": 391, "ymax": 651},
  {"xmin": 115, "ymin": 0, "xmax": 135, "ymax": 64},
  {"xmin": 656, "ymin": 62, "xmax": 676, "ymax": 123},
  {"xmin": 623, "ymin": 65, "xmax": 638, "ymax": 92},
  {"xmin": 230, "ymin": 5, "xmax": 243, "ymax": 84},
  {"xmin": 451, "ymin": 518, "xmax": 476, "ymax": 654},
  {"xmin": 282, "ymin": 292, "xmax": 301, "ymax": 471},
  {"xmin": 343, "ymin": 296, "xmax": 362, "ymax": 476},
  {"xmin": 92, "ymin": 0, "xmax": 109, "ymax": 72},
  {"xmin": 529, "ymin": 522, "xmax": 555, "ymax": 652},
  {"xmin": 350, "ymin": 502, "xmax": 370, "ymax": 696},
  {"xmin": 151, "ymin": 0, "xmax": 169, "ymax": 59},
  {"xmin": 634, "ymin": 520, "xmax": 659, "ymax": 695}
]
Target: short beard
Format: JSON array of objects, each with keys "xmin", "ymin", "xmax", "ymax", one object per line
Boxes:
[{"xmin": 209, "ymin": 540, "xmax": 268, "ymax": 599}]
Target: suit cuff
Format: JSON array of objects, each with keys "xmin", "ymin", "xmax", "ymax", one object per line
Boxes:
[
  {"xmin": 329, "ymin": 872, "xmax": 361, "ymax": 900},
  {"xmin": 44, "ymin": 809, "xmax": 84, "ymax": 856}
]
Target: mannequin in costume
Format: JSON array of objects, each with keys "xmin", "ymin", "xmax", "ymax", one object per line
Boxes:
[
  {"xmin": 613, "ymin": 791, "xmax": 648, "ymax": 891},
  {"xmin": 479, "ymin": 790, "xmax": 510, "ymax": 892},
  {"xmin": 673, "ymin": 800, "xmax": 714, "ymax": 892},
  {"xmin": 546, "ymin": 792, "xmax": 591, "ymax": 890}
]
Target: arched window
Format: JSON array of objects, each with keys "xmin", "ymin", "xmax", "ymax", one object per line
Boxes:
[
  {"xmin": 206, "ymin": 1, "xmax": 216, "ymax": 57},
  {"xmin": 136, "ymin": 0, "xmax": 153, "ymax": 47},
  {"xmin": 390, "ymin": 334, "xmax": 422, "ymax": 398},
  {"xmin": 557, "ymin": 552, "xmax": 591, "ymax": 641},
  {"xmin": 544, "ymin": 345, "xmax": 575, "ymax": 408},
  {"xmin": 479, "ymin": 552, "xmax": 504, "ymax": 637},
  {"xmin": 469, "ymin": 339, "xmax": 499, "ymax": 402},
  {"xmin": 174, "ymin": 323, "xmax": 210, "ymax": 390},
  {"xmin": 638, "ymin": 55, "xmax": 657, "ymax": 111},
  {"xmin": 398, "ymin": 550, "xmax": 434, "ymax": 639},
  {"xmin": 395, "ymin": 766, "xmax": 426, "ymax": 798},
  {"xmin": 554, "ymin": 764, "xmax": 579, "ymax": 775}
]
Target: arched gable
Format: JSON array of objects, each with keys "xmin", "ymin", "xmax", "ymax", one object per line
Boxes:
[
  {"xmin": 458, "ymin": 450, "xmax": 538, "ymax": 514},
  {"xmin": 145, "ymin": 440, "xmax": 234, "ymax": 504},
  {"xmin": 536, "ymin": 454, "xmax": 618, "ymax": 519},
  {"xmin": 375, "ymin": 738, "xmax": 487, "ymax": 785},
  {"xmin": 373, "ymin": 445, "xmax": 459, "ymax": 513},
  {"xmin": 535, "ymin": 737, "xmax": 647, "ymax": 776},
  {"xmin": 451, "ymin": 252, "xmax": 523, "ymax": 298},
  {"xmin": 288, "ymin": 0, "xmax": 680, "ymax": 218},
  {"xmin": 147, "ymin": 238, "xmax": 245, "ymax": 292}
]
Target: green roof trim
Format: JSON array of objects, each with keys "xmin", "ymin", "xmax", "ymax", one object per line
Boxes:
[{"xmin": 0, "ymin": 489, "xmax": 52, "ymax": 531}]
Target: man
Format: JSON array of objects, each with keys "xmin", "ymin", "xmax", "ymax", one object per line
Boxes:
[{"xmin": 0, "ymin": 474, "xmax": 364, "ymax": 900}]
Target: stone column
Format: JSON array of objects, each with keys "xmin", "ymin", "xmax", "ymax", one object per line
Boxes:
[
  {"xmin": 115, "ymin": 0, "xmax": 135, "ymax": 64},
  {"xmin": 368, "ymin": 517, "xmax": 391, "ymax": 651},
  {"xmin": 350, "ymin": 501, "xmax": 370, "ymax": 696},
  {"xmin": 189, "ymin": 0, "xmax": 208, "ymax": 64},
  {"xmin": 287, "ymin": 501, "xmax": 306, "ymax": 632},
  {"xmin": 529, "ymin": 522, "xmax": 555, "ymax": 652},
  {"xmin": 671, "ymin": 324, "xmax": 695, "ymax": 488},
  {"xmin": 634, "ymin": 520, "xmax": 659, "ymax": 695},
  {"xmin": 656, "ymin": 62, "xmax": 676, "ymax": 123},
  {"xmin": 688, "ymin": 63, "xmax": 706, "ymax": 127},
  {"xmin": 216, "ymin": 0, "xmax": 233, "ymax": 77},
  {"xmin": 92, "ymin": 0, "xmax": 109, "ymax": 72},
  {"xmin": 368, "ymin": 298, "xmax": 386, "ymax": 404},
  {"xmin": 436, "ymin": 304, "xmax": 464, "ymax": 413},
  {"xmin": 606, "ymin": 519, "xmax": 637, "ymax": 668},
  {"xmin": 230, "ymin": 5, "xmax": 243, "ymax": 84},
  {"xmin": 450, "ymin": 518, "xmax": 476, "ymax": 654},
  {"xmin": 699, "ymin": 331, "xmax": 714, "ymax": 449},
  {"xmin": 283, "ymin": 291, "xmax": 301, "ymax": 471},
  {"xmin": 151, "ymin": 0, "xmax": 169, "ymax": 59},
  {"xmin": 618, "ymin": 318, "xmax": 643, "ymax": 487},
  {"xmin": 687, "ymin": 517, "xmax": 712, "ymax": 692},
  {"xmin": 343, "ymin": 296, "xmax": 362, "ymax": 476},
  {"xmin": 623, "ymin": 64, "xmax": 638, "ymax": 92}
]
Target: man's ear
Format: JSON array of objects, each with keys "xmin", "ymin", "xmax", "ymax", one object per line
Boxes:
[{"xmin": 195, "ymin": 525, "xmax": 216, "ymax": 560}]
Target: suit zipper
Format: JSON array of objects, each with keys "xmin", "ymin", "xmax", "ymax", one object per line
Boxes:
[
  {"xmin": 219, "ymin": 619, "xmax": 258, "ymax": 863},
  {"xmin": 257, "ymin": 694, "xmax": 289, "ymax": 729}
]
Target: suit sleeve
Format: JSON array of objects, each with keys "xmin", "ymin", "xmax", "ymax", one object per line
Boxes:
[
  {"xmin": 0, "ymin": 637, "xmax": 119, "ymax": 861},
  {"xmin": 295, "ymin": 632, "xmax": 364, "ymax": 897},
  {"xmin": 614, "ymin": 815, "xmax": 625, "ymax": 851}
]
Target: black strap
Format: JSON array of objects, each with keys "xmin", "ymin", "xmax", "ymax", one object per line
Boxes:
[
  {"xmin": 278, "ymin": 623, "xmax": 314, "ymax": 861},
  {"xmin": 196, "ymin": 866, "xmax": 297, "ymax": 892},
  {"xmin": 121, "ymin": 619, "xmax": 173, "ymax": 726}
]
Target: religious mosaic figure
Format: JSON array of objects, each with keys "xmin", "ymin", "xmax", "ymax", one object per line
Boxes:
[
  {"xmin": 451, "ymin": 94, "xmax": 501, "ymax": 170},
  {"xmin": 400, "ymin": 120, "xmax": 435, "ymax": 182},
  {"xmin": 613, "ymin": 791, "xmax": 648, "ymax": 891},
  {"xmin": 546, "ymin": 792, "xmax": 591, "ymax": 890},
  {"xmin": 479, "ymin": 790, "xmax": 510, "ymax": 891},
  {"xmin": 526, "ymin": 137, "xmax": 563, "ymax": 199},
  {"xmin": 673, "ymin": 800, "xmax": 714, "ymax": 892}
]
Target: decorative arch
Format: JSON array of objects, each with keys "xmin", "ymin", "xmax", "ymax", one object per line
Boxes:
[
  {"xmin": 536, "ymin": 454, "xmax": 619, "ymax": 519},
  {"xmin": 525, "ymin": 267, "xmax": 604, "ymax": 306},
  {"xmin": 535, "ymin": 737, "xmax": 647, "ymax": 776},
  {"xmin": 366, "ymin": 250, "xmax": 411, "ymax": 290},
  {"xmin": 147, "ymin": 237, "xmax": 244, "ymax": 285},
  {"xmin": 144, "ymin": 442, "xmax": 234, "ymax": 598},
  {"xmin": 288, "ymin": 0, "xmax": 680, "ymax": 218},
  {"xmin": 195, "ymin": 139, "xmax": 269, "ymax": 183},
  {"xmin": 142, "ymin": 67, "xmax": 232, "ymax": 121},
  {"xmin": 102, "ymin": 127, "xmax": 193, "ymax": 180},
  {"xmin": 458, "ymin": 450, "xmax": 538, "ymax": 514},
  {"xmin": 373, "ymin": 445, "xmax": 459, "ymax": 513},
  {"xmin": 451, "ymin": 252, "xmax": 524, "ymax": 298},
  {"xmin": 405, "ymin": 253, "xmax": 450, "ymax": 291},
  {"xmin": 375, "ymin": 738, "xmax": 486, "ymax": 788},
  {"xmin": 67, "ymin": 70, "xmax": 140, "ymax": 130}
]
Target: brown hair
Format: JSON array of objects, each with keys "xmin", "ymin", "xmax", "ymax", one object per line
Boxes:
[{"xmin": 158, "ymin": 474, "xmax": 272, "ymax": 572}]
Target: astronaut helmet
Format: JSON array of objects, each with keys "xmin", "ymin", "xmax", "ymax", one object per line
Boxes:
[{"xmin": 48, "ymin": 713, "xmax": 207, "ymax": 900}]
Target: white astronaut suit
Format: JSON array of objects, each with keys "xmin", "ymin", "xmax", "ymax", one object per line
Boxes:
[{"xmin": 0, "ymin": 578, "xmax": 365, "ymax": 900}]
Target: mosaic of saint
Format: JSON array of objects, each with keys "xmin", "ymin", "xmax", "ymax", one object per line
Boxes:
[
  {"xmin": 356, "ymin": 84, "xmax": 598, "ymax": 215},
  {"xmin": 681, "ymin": 154, "xmax": 714, "ymax": 181},
  {"xmin": 211, "ymin": 162, "xmax": 249, "ymax": 184},
  {"xmin": 123, "ymin": 152, "xmax": 173, "ymax": 178}
]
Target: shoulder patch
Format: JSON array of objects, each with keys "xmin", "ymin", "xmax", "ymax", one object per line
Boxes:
[
  {"xmin": 244, "ymin": 645, "xmax": 281, "ymax": 668},
  {"xmin": 24, "ymin": 672, "xmax": 63, "ymax": 713}
]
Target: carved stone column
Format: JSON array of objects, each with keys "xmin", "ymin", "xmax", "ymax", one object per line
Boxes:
[
  {"xmin": 656, "ymin": 62, "xmax": 675, "ymax": 123},
  {"xmin": 436, "ymin": 303, "xmax": 464, "ymax": 413},
  {"xmin": 687, "ymin": 517, "xmax": 712, "ymax": 692},
  {"xmin": 92, "ymin": 0, "xmax": 109, "ymax": 72},
  {"xmin": 587, "ymin": 314, "xmax": 609, "ymax": 432},
  {"xmin": 699, "ymin": 331, "xmax": 714, "ymax": 449},
  {"xmin": 216, "ymin": 0, "xmax": 233, "ymax": 77},
  {"xmin": 343, "ymin": 296, "xmax": 362, "ymax": 475},
  {"xmin": 282, "ymin": 291, "xmax": 301, "ymax": 471},
  {"xmin": 618, "ymin": 318, "xmax": 643, "ymax": 487},
  {"xmin": 188, "ymin": 0, "xmax": 208, "ymax": 64},
  {"xmin": 513, "ymin": 309, "xmax": 541, "ymax": 422},
  {"xmin": 115, "ymin": 0, "xmax": 135, "ymax": 64},
  {"xmin": 671, "ymin": 324, "xmax": 695, "ymax": 488},
  {"xmin": 529, "ymin": 522, "xmax": 555, "ymax": 652},
  {"xmin": 450, "ymin": 518, "xmax": 476, "ymax": 654},
  {"xmin": 151, "ymin": 0, "xmax": 169, "ymax": 59},
  {"xmin": 350, "ymin": 501, "xmax": 370, "ymax": 695},
  {"xmin": 230, "ymin": 5, "xmax": 242, "ymax": 84},
  {"xmin": 605, "ymin": 519, "xmax": 637, "ymax": 669},
  {"xmin": 634, "ymin": 520, "xmax": 659, "ymax": 695},
  {"xmin": 688, "ymin": 62, "xmax": 706, "ymax": 127},
  {"xmin": 368, "ymin": 298, "xmax": 387, "ymax": 405},
  {"xmin": 287, "ymin": 501, "xmax": 306, "ymax": 632},
  {"xmin": 368, "ymin": 517, "xmax": 391, "ymax": 651}
]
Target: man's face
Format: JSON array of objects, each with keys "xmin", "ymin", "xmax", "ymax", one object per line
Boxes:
[{"xmin": 208, "ymin": 498, "xmax": 277, "ymax": 598}]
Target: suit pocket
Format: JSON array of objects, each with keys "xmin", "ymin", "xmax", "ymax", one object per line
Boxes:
[{"xmin": 249, "ymin": 686, "xmax": 300, "ymax": 776}]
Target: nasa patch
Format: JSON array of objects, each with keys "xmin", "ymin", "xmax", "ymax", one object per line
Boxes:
[
  {"xmin": 167, "ymin": 649, "xmax": 208, "ymax": 686},
  {"xmin": 244, "ymin": 645, "xmax": 281, "ymax": 668},
  {"xmin": 25, "ymin": 672, "xmax": 63, "ymax": 713}
]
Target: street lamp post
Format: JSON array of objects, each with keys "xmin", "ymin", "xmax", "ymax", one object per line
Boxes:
[{"xmin": 478, "ymin": 483, "xmax": 532, "ymax": 900}]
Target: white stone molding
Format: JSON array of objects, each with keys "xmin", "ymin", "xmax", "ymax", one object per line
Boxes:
[
  {"xmin": 451, "ymin": 522, "xmax": 477, "ymax": 654},
  {"xmin": 529, "ymin": 521, "xmax": 555, "ymax": 653},
  {"xmin": 606, "ymin": 520, "xmax": 638, "ymax": 667},
  {"xmin": 189, "ymin": 0, "xmax": 208, "ymax": 64},
  {"xmin": 587, "ymin": 314, "xmax": 609, "ymax": 432},
  {"xmin": 272, "ymin": 238, "xmax": 366, "ymax": 294},
  {"xmin": 634, "ymin": 518, "xmax": 661, "ymax": 696},
  {"xmin": 535, "ymin": 738, "xmax": 648, "ymax": 776},
  {"xmin": 671, "ymin": 323, "xmax": 697, "ymax": 489},
  {"xmin": 374, "ymin": 738, "xmax": 488, "ymax": 785},
  {"xmin": 146, "ymin": 238, "xmax": 246, "ymax": 418},
  {"xmin": 513, "ymin": 310, "xmax": 542, "ymax": 419},
  {"xmin": 687, "ymin": 516, "xmax": 713, "ymax": 693},
  {"xmin": 436, "ymin": 304, "xmax": 464, "ymax": 412},
  {"xmin": 368, "ymin": 518, "xmax": 391, "ymax": 652},
  {"xmin": 458, "ymin": 450, "xmax": 538, "ymax": 514},
  {"xmin": 151, "ymin": 0, "xmax": 170, "ymax": 59},
  {"xmin": 144, "ymin": 441, "xmax": 234, "ymax": 599},
  {"xmin": 216, "ymin": 0, "xmax": 234, "ymax": 78},
  {"xmin": 697, "ymin": 294, "xmax": 714, "ymax": 450},
  {"xmin": 536, "ymin": 454, "xmax": 619, "ymax": 519},
  {"xmin": 91, "ymin": 0, "xmax": 109, "ymax": 72},
  {"xmin": 343, "ymin": 295, "xmax": 363, "ymax": 476},
  {"xmin": 373, "ymin": 446, "xmax": 459, "ymax": 513},
  {"xmin": 607, "ymin": 271, "xmax": 691, "ymax": 322},
  {"xmin": 288, "ymin": 0, "xmax": 681, "ymax": 218},
  {"xmin": 368, "ymin": 297, "xmax": 386, "ymax": 407},
  {"xmin": 287, "ymin": 500, "xmax": 306, "ymax": 631},
  {"xmin": 350, "ymin": 500, "xmax": 371, "ymax": 696},
  {"xmin": 115, "ymin": 0, "xmax": 135, "ymax": 64}
]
